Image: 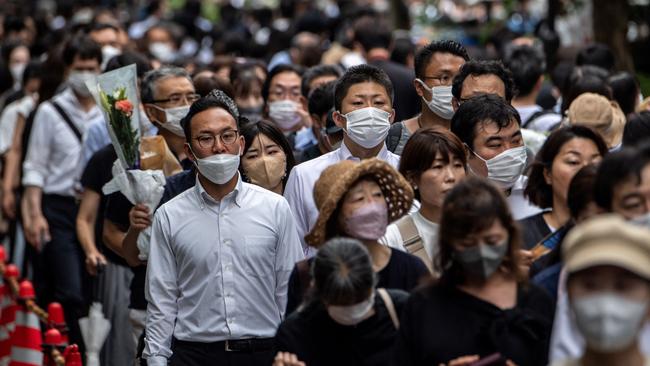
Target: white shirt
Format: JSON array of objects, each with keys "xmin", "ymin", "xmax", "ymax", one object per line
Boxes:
[
  {"xmin": 81, "ymin": 118, "xmax": 111, "ymax": 166},
  {"xmin": 0, "ymin": 95, "xmax": 34, "ymax": 154},
  {"xmin": 22, "ymin": 88, "xmax": 103, "ymax": 196},
  {"xmin": 516, "ymin": 105, "xmax": 562, "ymax": 132},
  {"xmin": 508, "ymin": 175, "xmax": 542, "ymax": 220},
  {"xmin": 381, "ymin": 211, "xmax": 439, "ymax": 260},
  {"xmin": 284, "ymin": 142, "xmax": 400, "ymax": 256},
  {"xmin": 144, "ymin": 175, "xmax": 304, "ymax": 366}
]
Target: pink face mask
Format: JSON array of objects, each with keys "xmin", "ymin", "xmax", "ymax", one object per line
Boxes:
[{"xmin": 343, "ymin": 202, "xmax": 388, "ymax": 241}]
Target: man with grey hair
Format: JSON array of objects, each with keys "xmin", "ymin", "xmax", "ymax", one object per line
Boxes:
[
  {"xmin": 143, "ymin": 90, "xmax": 303, "ymax": 365},
  {"xmin": 141, "ymin": 65, "xmax": 199, "ymax": 170}
]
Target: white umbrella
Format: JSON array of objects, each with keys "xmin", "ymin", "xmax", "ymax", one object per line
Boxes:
[{"xmin": 79, "ymin": 302, "xmax": 111, "ymax": 366}]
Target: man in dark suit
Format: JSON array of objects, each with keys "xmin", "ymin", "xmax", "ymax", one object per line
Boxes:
[{"xmin": 352, "ymin": 17, "xmax": 420, "ymax": 122}]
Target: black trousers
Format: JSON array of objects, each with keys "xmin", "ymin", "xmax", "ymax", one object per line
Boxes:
[
  {"xmin": 32, "ymin": 194, "xmax": 87, "ymax": 353},
  {"xmin": 170, "ymin": 339, "xmax": 276, "ymax": 366}
]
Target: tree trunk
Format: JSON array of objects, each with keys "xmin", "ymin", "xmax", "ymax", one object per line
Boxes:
[{"xmin": 592, "ymin": 0, "xmax": 634, "ymax": 72}]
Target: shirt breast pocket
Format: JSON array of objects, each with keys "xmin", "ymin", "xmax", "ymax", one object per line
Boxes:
[{"xmin": 244, "ymin": 235, "xmax": 276, "ymax": 278}]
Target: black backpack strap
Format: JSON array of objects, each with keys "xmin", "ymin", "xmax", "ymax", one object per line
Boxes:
[
  {"xmin": 522, "ymin": 109, "xmax": 555, "ymax": 129},
  {"xmin": 386, "ymin": 122, "xmax": 403, "ymax": 153},
  {"xmin": 50, "ymin": 100, "xmax": 82, "ymax": 142}
]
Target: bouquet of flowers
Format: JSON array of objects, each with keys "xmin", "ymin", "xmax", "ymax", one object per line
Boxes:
[
  {"xmin": 100, "ymin": 87, "xmax": 139, "ymax": 168},
  {"xmin": 87, "ymin": 65, "xmax": 166, "ymax": 255},
  {"xmin": 91, "ymin": 64, "xmax": 141, "ymax": 169}
]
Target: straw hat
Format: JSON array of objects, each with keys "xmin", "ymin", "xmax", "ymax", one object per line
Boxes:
[
  {"xmin": 563, "ymin": 214, "xmax": 650, "ymax": 280},
  {"xmin": 305, "ymin": 158, "xmax": 414, "ymax": 247},
  {"xmin": 567, "ymin": 93, "xmax": 625, "ymax": 149}
]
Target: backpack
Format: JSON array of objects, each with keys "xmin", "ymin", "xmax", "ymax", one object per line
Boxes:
[
  {"xmin": 394, "ymin": 215, "xmax": 433, "ymax": 273},
  {"xmin": 386, "ymin": 122, "xmax": 403, "ymax": 153},
  {"xmin": 522, "ymin": 109, "xmax": 558, "ymax": 130}
]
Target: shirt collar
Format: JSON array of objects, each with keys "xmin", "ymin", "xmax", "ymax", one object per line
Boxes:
[
  {"xmin": 336, "ymin": 141, "xmax": 390, "ymax": 162},
  {"xmin": 194, "ymin": 173, "xmax": 244, "ymax": 209}
]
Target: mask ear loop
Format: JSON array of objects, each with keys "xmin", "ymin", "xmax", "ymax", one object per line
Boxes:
[{"xmin": 464, "ymin": 143, "xmax": 487, "ymax": 163}]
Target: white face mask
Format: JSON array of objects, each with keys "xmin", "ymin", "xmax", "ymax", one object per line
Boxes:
[
  {"xmin": 572, "ymin": 292, "xmax": 648, "ymax": 353},
  {"xmin": 473, "ymin": 146, "xmax": 527, "ymax": 190},
  {"xmin": 193, "ymin": 146, "xmax": 241, "ymax": 185},
  {"xmin": 415, "ymin": 79, "xmax": 454, "ymax": 120},
  {"xmin": 101, "ymin": 45, "xmax": 121, "ymax": 71},
  {"xmin": 10, "ymin": 63, "xmax": 26, "ymax": 85},
  {"xmin": 153, "ymin": 105, "xmax": 189, "ymax": 137},
  {"xmin": 149, "ymin": 42, "xmax": 175, "ymax": 63},
  {"xmin": 327, "ymin": 292, "xmax": 375, "ymax": 326},
  {"xmin": 342, "ymin": 107, "xmax": 391, "ymax": 149},
  {"xmin": 630, "ymin": 212, "xmax": 650, "ymax": 230},
  {"xmin": 68, "ymin": 71, "xmax": 96, "ymax": 98},
  {"xmin": 268, "ymin": 100, "xmax": 302, "ymax": 130}
]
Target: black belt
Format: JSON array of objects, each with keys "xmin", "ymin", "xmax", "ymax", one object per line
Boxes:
[{"xmin": 173, "ymin": 337, "xmax": 275, "ymax": 353}]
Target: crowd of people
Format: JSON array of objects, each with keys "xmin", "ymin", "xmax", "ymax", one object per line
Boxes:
[{"xmin": 1, "ymin": 1, "xmax": 650, "ymax": 366}]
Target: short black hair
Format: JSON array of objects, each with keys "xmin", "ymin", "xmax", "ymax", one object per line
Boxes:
[
  {"xmin": 594, "ymin": 147, "xmax": 639, "ymax": 211},
  {"xmin": 561, "ymin": 75, "xmax": 612, "ymax": 113},
  {"xmin": 390, "ymin": 36, "xmax": 416, "ymax": 66},
  {"xmin": 623, "ymin": 112, "xmax": 650, "ymax": 147},
  {"xmin": 576, "ymin": 43, "xmax": 615, "ymax": 71},
  {"xmin": 22, "ymin": 60, "xmax": 42, "ymax": 85},
  {"xmin": 105, "ymin": 51, "xmax": 152, "ymax": 79},
  {"xmin": 62, "ymin": 35, "xmax": 102, "ymax": 66},
  {"xmin": 301, "ymin": 64, "xmax": 343, "ymax": 97},
  {"xmin": 414, "ymin": 40, "xmax": 470, "ymax": 79},
  {"xmin": 333, "ymin": 64, "xmax": 393, "ymax": 112},
  {"xmin": 308, "ymin": 81, "xmax": 335, "ymax": 117},
  {"xmin": 450, "ymin": 93, "xmax": 521, "ymax": 150},
  {"xmin": 503, "ymin": 44, "xmax": 546, "ymax": 97},
  {"xmin": 524, "ymin": 125, "xmax": 608, "ymax": 209},
  {"xmin": 261, "ymin": 64, "xmax": 304, "ymax": 101},
  {"xmin": 567, "ymin": 165, "xmax": 599, "ymax": 220},
  {"xmin": 181, "ymin": 89, "xmax": 240, "ymax": 143},
  {"xmin": 608, "ymin": 71, "xmax": 640, "ymax": 116},
  {"xmin": 451, "ymin": 60, "xmax": 517, "ymax": 102},
  {"xmin": 87, "ymin": 22, "xmax": 119, "ymax": 34},
  {"xmin": 353, "ymin": 17, "xmax": 391, "ymax": 52}
]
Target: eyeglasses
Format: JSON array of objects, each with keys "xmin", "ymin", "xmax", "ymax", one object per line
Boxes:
[
  {"xmin": 194, "ymin": 129, "xmax": 239, "ymax": 149},
  {"xmin": 151, "ymin": 93, "xmax": 201, "ymax": 105},
  {"xmin": 422, "ymin": 75, "xmax": 453, "ymax": 86}
]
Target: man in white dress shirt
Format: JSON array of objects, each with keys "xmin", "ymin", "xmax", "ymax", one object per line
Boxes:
[
  {"xmin": 21, "ymin": 35, "xmax": 103, "ymax": 348},
  {"xmin": 284, "ymin": 64, "xmax": 400, "ymax": 254},
  {"xmin": 143, "ymin": 90, "xmax": 303, "ymax": 366}
]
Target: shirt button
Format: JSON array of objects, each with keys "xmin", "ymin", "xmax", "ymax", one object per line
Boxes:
[{"xmin": 224, "ymin": 239, "xmax": 232, "ymax": 246}]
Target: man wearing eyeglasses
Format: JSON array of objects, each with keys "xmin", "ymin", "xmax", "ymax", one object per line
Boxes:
[
  {"xmin": 143, "ymin": 90, "xmax": 303, "ymax": 366},
  {"xmin": 386, "ymin": 40, "xmax": 469, "ymax": 155},
  {"xmin": 141, "ymin": 65, "xmax": 200, "ymax": 170}
]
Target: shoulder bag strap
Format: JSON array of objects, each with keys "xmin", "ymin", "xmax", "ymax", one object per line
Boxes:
[
  {"xmin": 395, "ymin": 215, "xmax": 434, "ymax": 273},
  {"xmin": 50, "ymin": 100, "xmax": 82, "ymax": 142},
  {"xmin": 395, "ymin": 215, "xmax": 423, "ymax": 252},
  {"xmin": 377, "ymin": 288, "xmax": 399, "ymax": 330}
]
